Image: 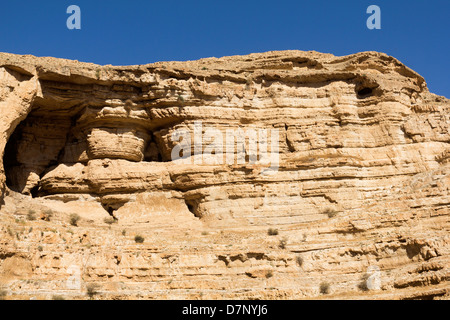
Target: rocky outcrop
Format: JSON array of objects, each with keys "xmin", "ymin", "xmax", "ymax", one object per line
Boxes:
[{"xmin": 0, "ymin": 51, "xmax": 448, "ymax": 300}]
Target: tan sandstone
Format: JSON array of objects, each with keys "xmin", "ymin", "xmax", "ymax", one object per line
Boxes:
[{"xmin": 0, "ymin": 50, "xmax": 448, "ymax": 300}]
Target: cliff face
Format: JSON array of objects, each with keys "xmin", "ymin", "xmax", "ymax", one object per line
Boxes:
[{"xmin": 0, "ymin": 51, "xmax": 448, "ymax": 300}]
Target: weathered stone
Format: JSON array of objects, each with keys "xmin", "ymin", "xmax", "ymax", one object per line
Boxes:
[{"xmin": 0, "ymin": 50, "xmax": 448, "ymax": 300}]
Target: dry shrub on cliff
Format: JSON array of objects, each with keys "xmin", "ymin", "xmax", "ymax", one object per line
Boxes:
[
  {"xmin": 69, "ymin": 213, "xmax": 81, "ymax": 226},
  {"xmin": 104, "ymin": 217, "xmax": 116, "ymax": 225},
  {"xmin": 27, "ymin": 210, "xmax": 36, "ymax": 221},
  {"xmin": 86, "ymin": 283, "xmax": 100, "ymax": 299},
  {"xmin": 279, "ymin": 237, "xmax": 288, "ymax": 249},
  {"xmin": 296, "ymin": 255, "xmax": 304, "ymax": 267},
  {"xmin": 320, "ymin": 282, "xmax": 331, "ymax": 295},
  {"xmin": 134, "ymin": 235, "xmax": 145, "ymax": 243},
  {"xmin": 322, "ymin": 208, "xmax": 338, "ymax": 218}
]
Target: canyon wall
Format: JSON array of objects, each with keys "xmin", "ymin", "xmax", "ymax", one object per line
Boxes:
[{"xmin": 0, "ymin": 51, "xmax": 448, "ymax": 299}]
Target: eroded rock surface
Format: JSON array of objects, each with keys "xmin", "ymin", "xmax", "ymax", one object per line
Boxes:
[{"xmin": 0, "ymin": 51, "xmax": 448, "ymax": 300}]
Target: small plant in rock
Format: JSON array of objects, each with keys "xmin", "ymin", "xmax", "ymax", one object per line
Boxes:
[
  {"xmin": 322, "ymin": 208, "xmax": 338, "ymax": 218},
  {"xmin": 296, "ymin": 255, "xmax": 304, "ymax": 267},
  {"xmin": 134, "ymin": 235, "xmax": 145, "ymax": 243},
  {"xmin": 358, "ymin": 273, "xmax": 370, "ymax": 291},
  {"xmin": 0, "ymin": 290, "xmax": 7, "ymax": 300},
  {"xmin": 42, "ymin": 210, "xmax": 53, "ymax": 221},
  {"xmin": 86, "ymin": 283, "xmax": 100, "ymax": 299},
  {"xmin": 37, "ymin": 246, "xmax": 43, "ymax": 252},
  {"xmin": 320, "ymin": 282, "xmax": 331, "ymax": 295},
  {"xmin": 268, "ymin": 228, "xmax": 279, "ymax": 236},
  {"xmin": 69, "ymin": 214, "xmax": 81, "ymax": 226},
  {"xmin": 265, "ymin": 270, "xmax": 274, "ymax": 278},
  {"xmin": 27, "ymin": 210, "xmax": 36, "ymax": 221},
  {"xmin": 103, "ymin": 217, "xmax": 116, "ymax": 225},
  {"xmin": 279, "ymin": 237, "xmax": 288, "ymax": 249}
]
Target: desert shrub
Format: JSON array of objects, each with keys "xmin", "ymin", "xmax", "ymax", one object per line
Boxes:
[
  {"xmin": 69, "ymin": 214, "xmax": 81, "ymax": 226},
  {"xmin": 268, "ymin": 228, "xmax": 279, "ymax": 236},
  {"xmin": 358, "ymin": 273, "xmax": 370, "ymax": 291},
  {"xmin": 27, "ymin": 210, "xmax": 36, "ymax": 221},
  {"xmin": 265, "ymin": 270, "xmax": 273, "ymax": 278},
  {"xmin": 42, "ymin": 210, "xmax": 53, "ymax": 221},
  {"xmin": 320, "ymin": 282, "xmax": 331, "ymax": 295},
  {"xmin": 86, "ymin": 284, "xmax": 100, "ymax": 299},
  {"xmin": 134, "ymin": 235, "xmax": 145, "ymax": 243},
  {"xmin": 104, "ymin": 217, "xmax": 116, "ymax": 225},
  {"xmin": 37, "ymin": 246, "xmax": 43, "ymax": 252},
  {"xmin": 296, "ymin": 255, "xmax": 304, "ymax": 267},
  {"xmin": 322, "ymin": 208, "xmax": 338, "ymax": 218},
  {"xmin": 279, "ymin": 237, "xmax": 288, "ymax": 249}
]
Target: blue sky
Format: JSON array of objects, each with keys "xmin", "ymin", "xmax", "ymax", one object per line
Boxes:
[{"xmin": 0, "ymin": 0, "xmax": 448, "ymax": 97}]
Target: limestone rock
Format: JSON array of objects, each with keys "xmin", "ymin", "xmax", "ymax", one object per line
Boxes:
[{"xmin": 0, "ymin": 50, "xmax": 448, "ymax": 300}]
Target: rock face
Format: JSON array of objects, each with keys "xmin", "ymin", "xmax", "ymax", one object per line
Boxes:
[{"xmin": 0, "ymin": 51, "xmax": 448, "ymax": 300}]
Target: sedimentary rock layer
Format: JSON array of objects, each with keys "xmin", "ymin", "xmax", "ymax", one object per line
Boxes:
[{"xmin": 0, "ymin": 51, "xmax": 448, "ymax": 300}]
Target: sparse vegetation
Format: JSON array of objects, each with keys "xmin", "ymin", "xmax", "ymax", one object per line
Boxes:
[
  {"xmin": 177, "ymin": 95, "xmax": 185, "ymax": 102},
  {"xmin": 69, "ymin": 213, "xmax": 81, "ymax": 226},
  {"xmin": 322, "ymin": 208, "xmax": 338, "ymax": 218},
  {"xmin": 268, "ymin": 228, "xmax": 279, "ymax": 236},
  {"xmin": 37, "ymin": 246, "xmax": 43, "ymax": 252},
  {"xmin": 86, "ymin": 283, "xmax": 100, "ymax": 299},
  {"xmin": 265, "ymin": 270, "xmax": 273, "ymax": 278},
  {"xmin": 42, "ymin": 210, "xmax": 53, "ymax": 221},
  {"xmin": 104, "ymin": 217, "xmax": 116, "ymax": 225},
  {"xmin": 0, "ymin": 289, "xmax": 7, "ymax": 300},
  {"xmin": 358, "ymin": 273, "xmax": 370, "ymax": 291},
  {"xmin": 121, "ymin": 229, "xmax": 126, "ymax": 236},
  {"xmin": 134, "ymin": 235, "xmax": 145, "ymax": 243},
  {"xmin": 320, "ymin": 282, "xmax": 331, "ymax": 295},
  {"xmin": 52, "ymin": 295, "xmax": 65, "ymax": 300},
  {"xmin": 201, "ymin": 231, "xmax": 209, "ymax": 236},
  {"xmin": 296, "ymin": 255, "xmax": 304, "ymax": 267},
  {"xmin": 27, "ymin": 210, "xmax": 36, "ymax": 221},
  {"xmin": 279, "ymin": 237, "xmax": 288, "ymax": 249}
]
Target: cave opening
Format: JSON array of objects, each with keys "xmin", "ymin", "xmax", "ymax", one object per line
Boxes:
[
  {"xmin": 357, "ymin": 87, "xmax": 374, "ymax": 99},
  {"xmin": 3, "ymin": 111, "xmax": 72, "ymax": 196},
  {"xmin": 3, "ymin": 105, "xmax": 167, "ymax": 198}
]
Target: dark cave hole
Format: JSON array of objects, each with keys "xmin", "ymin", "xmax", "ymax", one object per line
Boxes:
[
  {"xmin": 30, "ymin": 185, "xmax": 40, "ymax": 198},
  {"xmin": 3, "ymin": 106, "xmax": 169, "ymax": 199},
  {"xmin": 185, "ymin": 200, "xmax": 201, "ymax": 218},
  {"xmin": 3, "ymin": 129, "xmax": 20, "ymax": 191},
  {"xmin": 357, "ymin": 87, "xmax": 373, "ymax": 99}
]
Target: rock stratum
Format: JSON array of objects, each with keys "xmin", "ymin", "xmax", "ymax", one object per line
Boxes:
[{"xmin": 0, "ymin": 50, "xmax": 448, "ymax": 300}]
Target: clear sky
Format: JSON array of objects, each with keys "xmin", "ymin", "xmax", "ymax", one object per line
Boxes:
[{"xmin": 0, "ymin": 0, "xmax": 448, "ymax": 97}]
